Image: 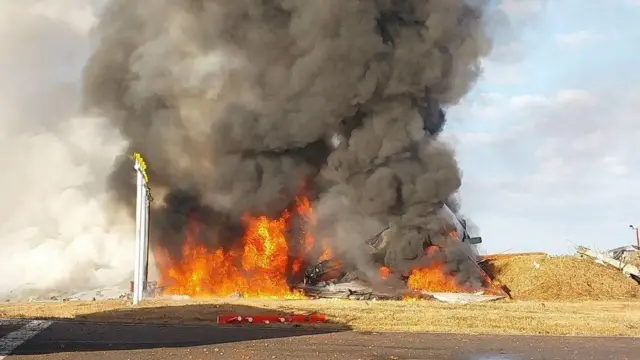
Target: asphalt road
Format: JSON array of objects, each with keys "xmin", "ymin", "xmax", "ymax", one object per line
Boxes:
[{"xmin": 1, "ymin": 319, "xmax": 638, "ymax": 360}]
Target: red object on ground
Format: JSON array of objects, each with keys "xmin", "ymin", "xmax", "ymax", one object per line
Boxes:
[{"xmin": 217, "ymin": 314, "xmax": 326, "ymax": 325}]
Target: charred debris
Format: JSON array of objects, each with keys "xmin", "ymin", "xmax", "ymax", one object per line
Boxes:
[{"xmin": 298, "ymin": 205, "xmax": 486, "ymax": 300}]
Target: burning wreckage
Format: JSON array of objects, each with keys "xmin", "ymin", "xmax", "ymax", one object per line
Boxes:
[
  {"xmin": 147, "ymin": 99, "xmax": 505, "ymax": 302},
  {"xmin": 84, "ymin": 1, "xmax": 506, "ymax": 302},
  {"xmin": 299, "ymin": 203, "xmax": 489, "ymax": 300}
]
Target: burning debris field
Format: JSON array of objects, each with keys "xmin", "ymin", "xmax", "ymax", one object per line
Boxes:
[
  {"xmin": 151, "ymin": 194, "xmax": 503, "ymax": 301},
  {"xmin": 83, "ymin": 0, "xmax": 501, "ymax": 301}
]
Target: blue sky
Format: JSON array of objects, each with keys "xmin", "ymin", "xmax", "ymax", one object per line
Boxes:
[{"xmin": 446, "ymin": 0, "xmax": 640, "ymax": 254}]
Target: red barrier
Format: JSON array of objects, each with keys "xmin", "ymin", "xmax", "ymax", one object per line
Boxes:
[{"xmin": 217, "ymin": 314, "xmax": 326, "ymax": 324}]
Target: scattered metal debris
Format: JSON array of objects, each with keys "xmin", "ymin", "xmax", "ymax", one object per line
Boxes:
[
  {"xmin": 423, "ymin": 292, "xmax": 507, "ymax": 304},
  {"xmin": 295, "ymin": 281, "xmax": 410, "ymax": 300},
  {"xmin": 607, "ymin": 245, "xmax": 640, "ymax": 266},
  {"xmin": 577, "ymin": 246, "xmax": 640, "ymax": 284},
  {"xmin": 1, "ymin": 286, "xmax": 131, "ymax": 303},
  {"xmin": 217, "ymin": 314, "xmax": 326, "ymax": 325}
]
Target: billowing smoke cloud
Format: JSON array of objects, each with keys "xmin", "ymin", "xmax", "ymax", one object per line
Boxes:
[
  {"xmin": 0, "ymin": 1, "xmax": 134, "ymax": 299},
  {"xmin": 86, "ymin": 0, "xmax": 493, "ymax": 289}
]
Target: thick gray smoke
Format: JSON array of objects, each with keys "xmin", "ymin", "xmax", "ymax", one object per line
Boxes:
[
  {"xmin": 0, "ymin": 1, "xmax": 133, "ymax": 300},
  {"xmin": 85, "ymin": 0, "xmax": 493, "ymax": 289}
]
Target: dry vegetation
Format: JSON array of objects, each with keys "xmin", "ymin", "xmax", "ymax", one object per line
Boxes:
[
  {"xmin": 482, "ymin": 254, "xmax": 640, "ymax": 301},
  {"xmin": 2, "ymin": 297, "xmax": 640, "ymax": 337},
  {"xmin": 2, "ymin": 254, "xmax": 639, "ymax": 337}
]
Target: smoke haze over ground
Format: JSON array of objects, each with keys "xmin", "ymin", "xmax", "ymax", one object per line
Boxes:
[
  {"xmin": 0, "ymin": 1, "xmax": 133, "ymax": 299},
  {"xmin": 86, "ymin": 0, "xmax": 495, "ymax": 289}
]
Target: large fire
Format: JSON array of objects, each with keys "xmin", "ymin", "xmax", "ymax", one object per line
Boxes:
[
  {"xmin": 406, "ymin": 243, "xmax": 503, "ymax": 295},
  {"xmin": 154, "ymin": 196, "xmax": 486, "ymax": 299},
  {"xmin": 155, "ymin": 196, "xmax": 317, "ymax": 298},
  {"xmin": 407, "ymin": 246, "xmax": 469, "ymax": 293}
]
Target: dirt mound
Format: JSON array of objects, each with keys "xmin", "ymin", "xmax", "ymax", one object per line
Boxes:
[{"xmin": 482, "ymin": 254, "xmax": 640, "ymax": 301}]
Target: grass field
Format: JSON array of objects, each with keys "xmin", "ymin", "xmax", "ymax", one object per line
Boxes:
[
  {"xmin": 3, "ymin": 254, "xmax": 638, "ymax": 337},
  {"xmin": 2, "ymin": 298, "xmax": 639, "ymax": 337}
]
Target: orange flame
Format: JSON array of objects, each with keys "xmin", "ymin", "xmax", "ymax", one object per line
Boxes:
[
  {"xmin": 318, "ymin": 241, "xmax": 333, "ymax": 261},
  {"xmin": 157, "ymin": 196, "xmax": 335, "ymax": 298},
  {"xmin": 379, "ymin": 266, "xmax": 391, "ymax": 280},
  {"xmin": 155, "ymin": 197, "xmax": 499, "ymax": 299},
  {"xmin": 407, "ymin": 265, "xmax": 466, "ymax": 293},
  {"xmin": 406, "ymin": 246, "xmax": 471, "ymax": 293}
]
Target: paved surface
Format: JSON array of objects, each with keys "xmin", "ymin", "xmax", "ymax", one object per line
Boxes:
[
  {"xmin": 0, "ymin": 321, "xmax": 23, "ymax": 339},
  {"xmin": 1, "ymin": 319, "xmax": 638, "ymax": 359},
  {"xmin": 0, "ymin": 321, "xmax": 25, "ymax": 342}
]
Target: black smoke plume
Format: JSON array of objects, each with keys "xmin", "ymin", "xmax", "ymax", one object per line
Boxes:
[{"xmin": 83, "ymin": 0, "xmax": 493, "ymax": 289}]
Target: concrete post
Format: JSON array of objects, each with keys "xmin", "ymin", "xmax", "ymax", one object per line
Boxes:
[{"xmin": 133, "ymin": 161, "xmax": 145, "ymax": 304}]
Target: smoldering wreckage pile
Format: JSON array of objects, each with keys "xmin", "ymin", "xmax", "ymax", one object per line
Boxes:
[{"xmin": 8, "ymin": 1, "xmax": 640, "ymax": 305}]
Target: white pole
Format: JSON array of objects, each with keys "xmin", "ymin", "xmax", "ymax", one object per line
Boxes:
[
  {"xmin": 140, "ymin": 184, "xmax": 150, "ymax": 299},
  {"xmin": 133, "ymin": 161, "xmax": 144, "ymax": 305},
  {"xmin": 135, "ymin": 190, "xmax": 145, "ymax": 304}
]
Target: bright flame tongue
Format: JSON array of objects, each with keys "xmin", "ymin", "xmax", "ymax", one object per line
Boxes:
[
  {"xmin": 407, "ymin": 265, "xmax": 464, "ymax": 293},
  {"xmin": 160, "ymin": 200, "xmax": 310, "ymax": 298},
  {"xmin": 241, "ymin": 212, "xmax": 289, "ymax": 274},
  {"xmin": 406, "ymin": 246, "xmax": 471, "ymax": 293}
]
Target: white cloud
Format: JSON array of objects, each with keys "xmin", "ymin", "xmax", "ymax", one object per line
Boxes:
[
  {"xmin": 508, "ymin": 94, "xmax": 550, "ymax": 109},
  {"xmin": 500, "ymin": 0, "xmax": 545, "ymax": 19},
  {"xmin": 448, "ymin": 92, "xmax": 511, "ymax": 121},
  {"xmin": 444, "ymin": 131, "xmax": 502, "ymax": 147},
  {"xmin": 555, "ymin": 30, "xmax": 600, "ymax": 46},
  {"xmin": 489, "ymin": 41, "xmax": 527, "ymax": 63},
  {"xmin": 481, "ymin": 61, "xmax": 527, "ymax": 85},
  {"xmin": 601, "ymin": 156, "xmax": 630, "ymax": 177},
  {"xmin": 454, "ymin": 86, "xmax": 640, "ymax": 217},
  {"xmin": 555, "ymin": 89, "xmax": 596, "ymax": 104}
]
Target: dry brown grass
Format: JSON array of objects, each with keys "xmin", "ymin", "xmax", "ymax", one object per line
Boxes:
[
  {"xmin": 2, "ymin": 298, "xmax": 640, "ymax": 337},
  {"xmin": 2, "ymin": 254, "xmax": 638, "ymax": 337},
  {"xmin": 483, "ymin": 254, "xmax": 640, "ymax": 301}
]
